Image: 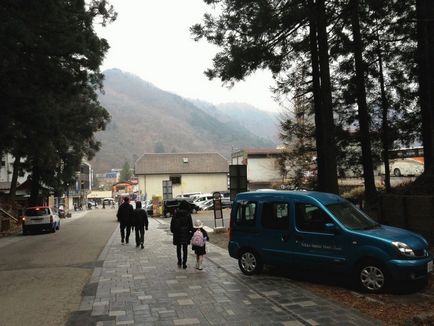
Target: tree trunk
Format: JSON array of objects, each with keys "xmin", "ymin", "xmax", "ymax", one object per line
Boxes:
[
  {"xmin": 9, "ymin": 154, "xmax": 21, "ymax": 206},
  {"xmin": 350, "ymin": 0, "xmax": 377, "ymax": 209},
  {"xmin": 29, "ymin": 164, "xmax": 42, "ymax": 206},
  {"xmin": 315, "ymin": 0, "xmax": 339, "ymax": 194},
  {"xmin": 376, "ymin": 29, "xmax": 391, "ymax": 192},
  {"xmin": 308, "ymin": 0, "xmax": 326, "ymax": 192},
  {"xmin": 416, "ymin": 0, "xmax": 434, "ymax": 177}
]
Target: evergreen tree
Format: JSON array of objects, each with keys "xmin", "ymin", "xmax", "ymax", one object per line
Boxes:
[
  {"xmin": 0, "ymin": 0, "xmax": 116, "ymax": 205},
  {"xmin": 120, "ymin": 161, "xmax": 132, "ymax": 182},
  {"xmin": 192, "ymin": 0, "xmax": 339, "ymax": 193},
  {"xmin": 416, "ymin": 0, "xmax": 434, "ymax": 180},
  {"xmin": 278, "ymin": 67, "xmax": 317, "ymax": 189}
]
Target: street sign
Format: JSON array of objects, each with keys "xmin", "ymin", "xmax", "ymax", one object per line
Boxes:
[{"xmin": 213, "ymin": 191, "xmax": 224, "ymax": 228}]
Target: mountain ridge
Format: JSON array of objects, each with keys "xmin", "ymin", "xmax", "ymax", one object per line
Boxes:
[{"xmin": 91, "ymin": 69, "xmax": 278, "ymax": 172}]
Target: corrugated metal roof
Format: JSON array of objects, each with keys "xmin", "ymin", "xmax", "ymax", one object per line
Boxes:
[
  {"xmin": 244, "ymin": 148, "xmax": 283, "ymax": 155},
  {"xmin": 135, "ymin": 153, "xmax": 229, "ymax": 175},
  {"xmin": 232, "ymin": 148, "xmax": 283, "ymax": 158},
  {"xmin": 0, "ymin": 182, "xmax": 11, "ymax": 191}
]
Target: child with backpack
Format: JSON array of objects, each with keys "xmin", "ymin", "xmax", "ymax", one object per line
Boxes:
[{"xmin": 191, "ymin": 219, "xmax": 209, "ymax": 270}]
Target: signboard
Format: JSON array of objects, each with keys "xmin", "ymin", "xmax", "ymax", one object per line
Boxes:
[
  {"xmin": 213, "ymin": 191, "xmax": 224, "ymax": 227},
  {"xmin": 229, "ymin": 164, "xmax": 247, "ymax": 201}
]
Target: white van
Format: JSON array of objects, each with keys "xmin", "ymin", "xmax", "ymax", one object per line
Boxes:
[
  {"xmin": 379, "ymin": 158, "xmax": 424, "ymax": 177},
  {"xmin": 193, "ymin": 193, "xmax": 214, "ymax": 206},
  {"xmin": 176, "ymin": 192, "xmax": 201, "ymax": 198}
]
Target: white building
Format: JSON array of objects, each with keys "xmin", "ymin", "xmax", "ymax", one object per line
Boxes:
[
  {"xmin": 0, "ymin": 153, "xmax": 30, "ymax": 186},
  {"xmin": 231, "ymin": 148, "xmax": 283, "ymax": 190},
  {"xmin": 135, "ymin": 152, "xmax": 228, "ymax": 199}
]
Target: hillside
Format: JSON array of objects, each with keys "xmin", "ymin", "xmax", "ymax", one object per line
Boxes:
[
  {"xmin": 92, "ymin": 69, "xmax": 277, "ymax": 172},
  {"xmin": 190, "ymin": 100, "xmax": 280, "ymax": 144}
]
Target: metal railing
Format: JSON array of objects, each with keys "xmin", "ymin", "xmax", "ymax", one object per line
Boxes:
[{"xmin": 0, "ymin": 208, "xmax": 19, "ymax": 223}]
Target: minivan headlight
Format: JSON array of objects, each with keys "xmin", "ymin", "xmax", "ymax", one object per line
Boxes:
[{"xmin": 392, "ymin": 241, "xmax": 415, "ymax": 257}]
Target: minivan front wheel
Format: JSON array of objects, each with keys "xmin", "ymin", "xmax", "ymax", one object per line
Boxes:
[
  {"xmin": 355, "ymin": 260, "xmax": 388, "ymax": 293},
  {"xmin": 238, "ymin": 250, "xmax": 262, "ymax": 275}
]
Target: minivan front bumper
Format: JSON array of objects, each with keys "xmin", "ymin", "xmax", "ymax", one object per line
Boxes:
[{"xmin": 387, "ymin": 256, "xmax": 433, "ymax": 281}]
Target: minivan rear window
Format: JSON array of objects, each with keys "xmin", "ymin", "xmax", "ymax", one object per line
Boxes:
[
  {"xmin": 236, "ymin": 201, "xmax": 256, "ymax": 225},
  {"xmin": 261, "ymin": 202, "xmax": 289, "ymax": 230},
  {"xmin": 25, "ymin": 208, "xmax": 49, "ymax": 216}
]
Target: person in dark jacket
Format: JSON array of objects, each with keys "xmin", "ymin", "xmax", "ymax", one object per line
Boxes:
[
  {"xmin": 133, "ymin": 201, "xmax": 149, "ymax": 249},
  {"xmin": 170, "ymin": 200, "xmax": 194, "ymax": 269},
  {"xmin": 116, "ymin": 197, "xmax": 134, "ymax": 244}
]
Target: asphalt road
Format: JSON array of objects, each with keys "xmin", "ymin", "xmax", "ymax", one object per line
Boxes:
[{"xmin": 0, "ymin": 209, "xmax": 118, "ymax": 326}]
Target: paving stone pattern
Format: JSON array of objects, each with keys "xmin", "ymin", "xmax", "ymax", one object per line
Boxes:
[{"xmin": 73, "ymin": 218, "xmax": 380, "ymax": 325}]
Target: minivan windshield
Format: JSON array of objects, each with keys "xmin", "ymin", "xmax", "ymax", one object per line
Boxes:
[{"xmin": 326, "ymin": 202, "xmax": 380, "ymax": 230}]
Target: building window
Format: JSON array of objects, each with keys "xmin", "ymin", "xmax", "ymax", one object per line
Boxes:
[{"xmin": 170, "ymin": 176, "xmax": 181, "ymax": 185}]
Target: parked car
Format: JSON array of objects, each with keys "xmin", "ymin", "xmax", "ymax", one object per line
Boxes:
[
  {"xmin": 198, "ymin": 199, "xmax": 214, "ymax": 211},
  {"xmin": 142, "ymin": 200, "xmax": 153, "ymax": 215},
  {"xmin": 229, "ymin": 190, "xmax": 433, "ymax": 293},
  {"xmin": 220, "ymin": 191, "xmax": 233, "ymax": 208},
  {"xmin": 22, "ymin": 206, "xmax": 61, "ymax": 234},
  {"xmin": 379, "ymin": 158, "xmax": 424, "ymax": 177},
  {"xmin": 102, "ymin": 198, "xmax": 115, "ymax": 208},
  {"xmin": 163, "ymin": 198, "xmax": 200, "ymax": 217},
  {"xmin": 193, "ymin": 193, "xmax": 214, "ymax": 207},
  {"xmin": 176, "ymin": 192, "xmax": 201, "ymax": 198}
]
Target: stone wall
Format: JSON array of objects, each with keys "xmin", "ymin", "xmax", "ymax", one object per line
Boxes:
[{"xmin": 379, "ymin": 194, "xmax": 434, "ymax": 242}]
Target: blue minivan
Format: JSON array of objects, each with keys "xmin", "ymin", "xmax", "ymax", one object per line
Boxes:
[{"xmin": 228, "ymin": 190, "xmax": 433, "ymax": 293}]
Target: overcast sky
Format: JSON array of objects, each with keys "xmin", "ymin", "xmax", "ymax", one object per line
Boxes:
[{"xmin": 94, "ymin": 0, "xmax": 282, "ymax": 113}]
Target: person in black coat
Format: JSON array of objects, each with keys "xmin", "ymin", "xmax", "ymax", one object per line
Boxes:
[
  {"xmin": 133, "ymin": 201, "xmax": 149, "ymax": 249},
  {"xmin": 116, "ymin": 197, "xmax": 134, "ymax": 244},
  {"xmin": 170, "ymin": 200, "xmax": 194, "ymax": 269}
]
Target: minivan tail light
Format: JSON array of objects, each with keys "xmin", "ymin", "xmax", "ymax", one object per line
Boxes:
[{"xmin": 50, "ymin": 215, "xmax": 53, "ymax": 223}]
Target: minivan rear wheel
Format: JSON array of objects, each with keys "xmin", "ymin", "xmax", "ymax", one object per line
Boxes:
[
  {"xmin": 238, "ymin": 250, "xmax": 262, "ymax": 275},
  {"xmin": 355, "ymin": 260, "xmax": 388, "ymax": 293}
]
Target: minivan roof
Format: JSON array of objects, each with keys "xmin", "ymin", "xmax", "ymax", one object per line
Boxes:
[{"xmin": 235, "ymin": 190, "xmax": 345, "ymax": 206}]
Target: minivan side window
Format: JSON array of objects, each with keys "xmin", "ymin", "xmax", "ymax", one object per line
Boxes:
[
  {"xmin": 236, "ymin": 201, "xmax": 256, "ymax": 225},
  {"xmin": 295, "ymin": 203, "xmax": 332, "ymax": 233},
  {"xmin": 261, "ymin": 202, "xmax": 289, "ymax": 230}
]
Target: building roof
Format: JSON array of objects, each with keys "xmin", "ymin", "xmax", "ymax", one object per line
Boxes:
[
  {"xmin": 233, "ymin": 148, "xmax": 283, "ymax": 157},
  {"xmin": 0, "ymin": 182, "xmax": 11, "ymax": 192},
  {"xmin": 135, "ymin": 153, "xmax": 228, "ymax": 175}
]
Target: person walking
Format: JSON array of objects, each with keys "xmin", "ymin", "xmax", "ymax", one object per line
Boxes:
[
  {"xmin": 116, "ymin": 197, "xmax": 134, "ymax": 244},
  {"xmin": 133, "ymin": 201, "xmax": 149, "ymax": 249},
  {"xmin": 170, "ymin": 200, "xmax": 193, "ymax": 269},
  {"xmin": 191, "ymin": 219, "xmax": 209, "ymax": 270}
]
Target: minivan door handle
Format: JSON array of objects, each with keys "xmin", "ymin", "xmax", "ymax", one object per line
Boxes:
[{"xmin": 281, "ymin": 233, "xmax": 289, "ymax": 242}]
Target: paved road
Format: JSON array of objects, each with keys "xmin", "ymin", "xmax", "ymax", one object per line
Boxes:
[
  {"xmin": 66, "ymin": 216, "xmax": 379, "ymax": 325},
  {"xmin": 0, "ymin": 209, "xmax": 117, "ymax": 326}
]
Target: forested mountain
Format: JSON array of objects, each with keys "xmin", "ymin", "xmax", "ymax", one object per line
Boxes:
[
  {"xmin": 92, "ymin": 69, "xmax": 277, "ymax": 172},
  {"xmin": 191, "ymin": 100, "xmax": 279, "ymax": 143}
]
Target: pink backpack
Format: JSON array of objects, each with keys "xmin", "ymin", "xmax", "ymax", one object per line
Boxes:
[{"xmin": 191, "ymin": 229, "xmax": 205, "ymax": 247}]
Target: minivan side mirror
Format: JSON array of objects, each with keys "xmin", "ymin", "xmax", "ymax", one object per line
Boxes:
[{"xmin": 324, "ymin": 223, "xmax": 340, "ymax": 235}]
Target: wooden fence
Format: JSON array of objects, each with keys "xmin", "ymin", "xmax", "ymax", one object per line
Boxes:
[{"xmin": 379, "ymin": 194, "xmax": 434, "ymax": 242}]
